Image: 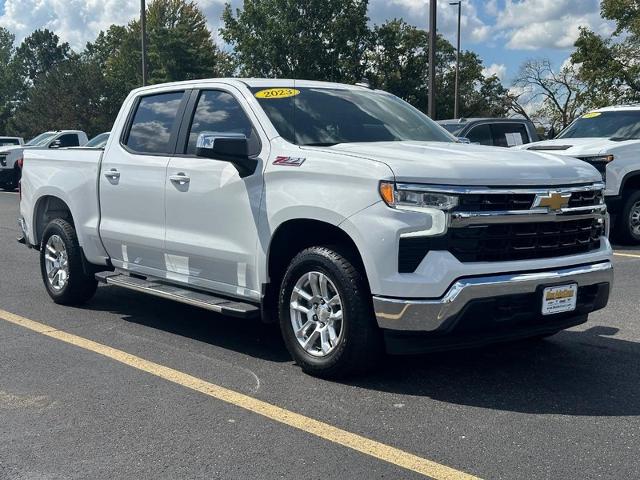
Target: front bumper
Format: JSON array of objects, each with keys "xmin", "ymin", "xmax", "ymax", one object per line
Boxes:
[
  {"xmin": 0, "ymin": 167, "xmax": 15, "ymax": 184},
  {"xmin": 374, "ymin": 261, "xmax": 613, "ymax": 334}
]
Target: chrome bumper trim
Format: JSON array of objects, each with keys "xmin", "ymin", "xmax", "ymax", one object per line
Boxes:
[
  {"xmin": 373, "ymin": 261, "xmax": 613, "ymax": 332},
  {"xmin": 450, "ymin": 208, "xmax": 607, "ymax": 227}
]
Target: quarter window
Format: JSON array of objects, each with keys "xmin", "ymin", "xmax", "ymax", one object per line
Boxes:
[
  {"xmin": 126, "ymin": 91, "xmax": 184, "ymax": 154},
  {"xmin": 56, "ymin": 134, "xmax": 80, "ymax": 148},
  {"xmin": 186, "ymin": 90, "xmax": 260, "ymax": 156}
]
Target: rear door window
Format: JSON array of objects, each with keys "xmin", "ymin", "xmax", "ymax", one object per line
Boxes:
[
  {"xmin": 466, "ymin": 124, "xmax": 492, "ymax": 145},
  {"xmin": 491, "ymin": 123, "xmax": 530, "ymax": 147},
  {"xmin": 56, "ymin": 134, "xmax": 80, "ymax": 147},
  {"xmin": 125, "ymin": 91, "xmax": 185, "ymax": 154}
]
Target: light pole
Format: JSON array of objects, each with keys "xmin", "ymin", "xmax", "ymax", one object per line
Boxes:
[
  {"xmin": 450, "ymin": 1, "xmax": 461, "ymax": 119},
  {"xmin": 140, "ymin": 0, "xmax": 148, "ymax": 86},
  {"xmin": 428, "ymin": 0, "xmax": 437, "ymax": 119}
]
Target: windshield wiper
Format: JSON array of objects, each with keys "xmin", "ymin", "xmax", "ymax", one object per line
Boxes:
[{"xmin": 301, "ymin": 142, "xmax": 340, "ymax": 147}]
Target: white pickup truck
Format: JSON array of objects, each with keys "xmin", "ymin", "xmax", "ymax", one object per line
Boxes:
[
  {"xmin": 18, "ymin": 79, "xmax": 613, "ymax": 377},
  {"xmin": 521, "ymin": 106, "xmax": 640, "ymax": 243}
]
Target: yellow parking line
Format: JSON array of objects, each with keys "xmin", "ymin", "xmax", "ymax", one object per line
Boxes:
[
  {"xmin": 614, "ymin": 252, "xmax": 640, "ymax": 259},
  {"xmin": 0, "ymin": 309, "xmax": 480, "ymax": 480}
]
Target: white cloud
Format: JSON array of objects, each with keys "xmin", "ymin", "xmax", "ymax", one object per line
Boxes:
[
  {"xmin": 492, "ymin": 0, "xmax": 615, "ymax": 50},
  {"xmin": 369, "ymin": 0, "xmax": 491, "ymax": 43},
  {"xmin": 483, "ymin": 63, "xmax": 507, "ymax": 81},
  {"xmin": 0, "ymin": 0, "xmax": 230, "ymax": 50}
]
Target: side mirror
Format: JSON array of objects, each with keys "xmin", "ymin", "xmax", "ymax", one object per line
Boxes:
[
  {"xmin": 49, "ymin": 139, "xmax": 62, "ymax": 149},
  {"xmin": 195, "ymin": 132, "xmax": 257, "ymax": 177},
  {"xmin": 457, "ymin": 137, "xmax": 471, "ymax": 144}
]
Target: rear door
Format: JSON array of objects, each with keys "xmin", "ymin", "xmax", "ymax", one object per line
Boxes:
[
  {"xmin": 99, "ymin": 90, "xmax": 188, "ymax": 274},
  {"xmin": 163, "ymin": 87, "xmax": 266, "ymax": 298}
]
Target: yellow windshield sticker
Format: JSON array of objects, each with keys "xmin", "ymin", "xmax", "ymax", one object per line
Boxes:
[
  {"xmin": 582, "ymin": 112, "xmax": 601, "ymax": 119},
  {"xmin": 255, "ymin": 88, "xmax": 300, "ymax": 99}
]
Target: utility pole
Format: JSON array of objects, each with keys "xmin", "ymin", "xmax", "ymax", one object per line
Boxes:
[
  {"xmin": 428, "ymin": 0, "xmax": 437, "ymax": 119},
  {"xmin": 140, "ymin": 0, "xmax": 148, "ymax": 86},
  {"xmin": 450, "ymin": 1, "xmax": 461, "ymax": 119}
]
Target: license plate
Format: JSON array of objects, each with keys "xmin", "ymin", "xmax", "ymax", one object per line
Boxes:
[{"xmin": 542, "ymin": 284, "xmax": 577, "ymax": 316}]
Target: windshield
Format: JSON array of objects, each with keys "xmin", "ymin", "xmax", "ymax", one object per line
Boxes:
[
  {"xmin": 85, "ymin": 133, "xmax": 110, "ymax": 148},
  {"xmin": 439, "ymin": 124, "xmax": 464, "ymax": 135},
  {"xmin": 251, "ymin": 86, "xmax": 454, "ymax": 145},
  {"xmin": 26, "ymin": 132, "xmax": 56, "ymax": 146},
  {"xmin": 0, "ymin": 138, "xmax": 20, "ymax": 146},
  {"xmin": 558, "ymin": 111, "xmax": 640, "ymax": 140}
]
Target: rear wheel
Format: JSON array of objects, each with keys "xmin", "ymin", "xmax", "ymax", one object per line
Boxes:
[
  {"xmin": 617, "ymin": 190, "xmax": 640, "ymax": 244},
  {"xmin": 39, "ymin": 218, "xmax": 97, "ymax": 305},
  {"xmin": 278, "ymin": 246, "xmax": 382, "ymax": 378}
]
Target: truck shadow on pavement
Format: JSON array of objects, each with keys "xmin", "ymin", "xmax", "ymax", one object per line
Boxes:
[
  {"xmin": 347, "ymin": 325, "xmax": 640, "ymax": 416},
  {"xmin": 89, "ymin": 286, "xmax": 639, "ymax": 416}
]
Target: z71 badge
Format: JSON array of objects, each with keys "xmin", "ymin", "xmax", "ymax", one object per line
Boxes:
[{"xmin": 273, "ymin": 156, "xmax": 306, "ymax": 167}]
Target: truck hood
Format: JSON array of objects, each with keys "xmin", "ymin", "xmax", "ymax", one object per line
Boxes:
[
  {"xmin": 0, "ymin": 145, "xmax": 24, "ymax": 153},
  {"xmin": 519, "ymin": 137, "xmax": 640, "ymax": 156},
  {"xmin": 322, "ymin": 141, "xmax": 602, "ymax": 186}
]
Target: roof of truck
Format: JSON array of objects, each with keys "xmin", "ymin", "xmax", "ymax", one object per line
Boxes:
[{"xmin": 589, "ymin": 105, "xmax": 640, "ymax": 112}]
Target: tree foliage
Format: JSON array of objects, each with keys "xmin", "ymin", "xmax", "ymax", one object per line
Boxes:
[
  {"xmin": 221, "ymin": 0, "xmax": 370, "ymax": 82},
  {"xmin": 572, "ymin": 0, "xmax": 640, "ymax": 106}
]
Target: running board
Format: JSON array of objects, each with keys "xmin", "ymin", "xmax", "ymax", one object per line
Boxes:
[{"xmin": 96, "ymin": 272, "xmax": 260, "ymax": 319}]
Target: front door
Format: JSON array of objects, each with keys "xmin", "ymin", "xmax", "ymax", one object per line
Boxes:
[
  {"xmin": 99, "ymin": 90, "xmax": 187, "ymax": 275},
  {"xmin": 164, "ymin": 88, "xmax": 266, "ymax": 299}
]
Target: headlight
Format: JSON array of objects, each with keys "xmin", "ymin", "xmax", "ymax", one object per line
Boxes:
[
  {"xmin": 576, "ymin": 154, "xmax": 614, "ymax": 164},
  {"xmin": 379, "ymin": 182, "xmax": 459, "ymax": 211}
]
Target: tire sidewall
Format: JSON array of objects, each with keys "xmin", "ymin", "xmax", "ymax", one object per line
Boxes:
[
  {"xmin": 621, "ymin": 191, "xmax": 640, "ymax": 243},
  {"xmin": 279, "ymin": 253, "xmax": 354, "ymax": 370}
]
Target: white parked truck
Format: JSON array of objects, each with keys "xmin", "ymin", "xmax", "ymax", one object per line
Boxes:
[
  {"xmin": 18, "ymin": 79, "xmax": 613, "ymax": 377},
  {"xmin": 520, "ymin": 106, "xmax": 640, "ymax": 243},
  {"xmin": 0, "ymin": 130, "xmax": 88, "ymax": 190}
]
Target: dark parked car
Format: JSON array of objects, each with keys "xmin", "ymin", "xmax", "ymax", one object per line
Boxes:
[{"xmin": 438, "ymin": 118, "xmax": 540, "ymax": 147}]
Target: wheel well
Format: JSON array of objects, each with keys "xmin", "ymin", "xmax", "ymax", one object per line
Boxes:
[
  {"xmin": 34, "ymin": 196, "xmax": 74, "ymax": 245},
  {"xmin": 263, "ymin": 219, "xmax": 367, "ymax": 320},
  {"xmin": 622, "ymin": 174, "xmax": 640, "ymax": 196}
]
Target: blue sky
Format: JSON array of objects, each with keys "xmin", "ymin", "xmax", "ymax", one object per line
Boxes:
[{"xmin": 0, "ymin": 0, "xmax": 614, "ymax": 86}]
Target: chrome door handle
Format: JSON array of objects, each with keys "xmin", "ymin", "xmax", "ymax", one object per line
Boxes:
[
  {"xmin": 104, "ymin": 169, "xmax": 120, "ymax": 180},
  {"xmin": 169, "ymin": 173, "xmax": 190, "ymax": 185}
]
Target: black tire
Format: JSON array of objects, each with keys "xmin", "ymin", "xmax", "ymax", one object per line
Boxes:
[
  {"xmin": 13, "ymin": 163, "xmax": 21, "ymax": 188},
  {"xmin": 39, "ymin": 218, "xmax": 98, "ymax": 305},
  {"xmin": 616, "ymin": 190, "xmax": 640, "ymax": 244},
  {"xmin": 278, "ymin": 246, "xmax": 382, "ymax": 378}
]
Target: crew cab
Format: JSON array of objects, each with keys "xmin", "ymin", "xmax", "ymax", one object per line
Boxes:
[
  {"xmin": 18, "ymin": 79, "xmax": 613, "ymax": 377},
  {"xmin": 0, "ymin": 130, "xmax": 88, "ymax": 190},
  {"xmin": 521, "ymin": 106, "xmax": 640, "ymax": 243}
]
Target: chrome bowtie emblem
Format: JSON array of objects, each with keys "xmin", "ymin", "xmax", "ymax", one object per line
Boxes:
[{"xmin": 534, "ymin": 192, "xmax": 571, "ymax": 211}]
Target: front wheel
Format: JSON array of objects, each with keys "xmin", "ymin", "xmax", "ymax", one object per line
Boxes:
[
  {"xmin": 278, "ymin": 246, "xmax": 382, "ymax": 378},
  {"xmin": 617, "ymin": 190, "xmax": 640, "ymax": 244},
  {"xmin": 39, "ymin": 218, "xmax": 98, "ymax": 305}
]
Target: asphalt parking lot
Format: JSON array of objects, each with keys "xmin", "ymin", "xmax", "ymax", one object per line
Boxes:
[{"xmin": 1, "ymin": 190, "xmax": 639, "ymax": 480}]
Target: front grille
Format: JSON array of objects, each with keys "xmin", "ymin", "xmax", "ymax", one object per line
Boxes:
[
  {"xmin": 398, "ymin": 218, "xmax": 604, "ymax": 271},
  {"xmin": 568, "ymin": 189, "xmax": 604, "ymax": 208},
  {"xmin": 455, "ymin": 193, "xmax": 534, "ymax": 211}
]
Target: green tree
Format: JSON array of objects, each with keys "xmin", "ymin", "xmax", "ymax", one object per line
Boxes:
[
  {"xmin": 8, "ymin": 54, "xmax": 109, "ymax": 138},
  {"xmin": 0, "ymin": 27, "xmax": 17, "ymax": 131},
  {"xmin": 572, "ymin": 0, "xmax": 640, "ymax": 105},
  {"xmin": 366, "ymin": 20, "xmax": 509, "ymax": 119},
  {"xmin": 13, "ymin": 29, "xmax": 70, "ymax": 85},
  {"xmin": 221, "ymin": 0, "xmax": 370, "ymax": 82}
]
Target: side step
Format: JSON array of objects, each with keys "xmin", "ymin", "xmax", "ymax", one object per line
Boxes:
[{"xmin": 96, "ymin": 272, "xmax": 260, "ymax": 319}]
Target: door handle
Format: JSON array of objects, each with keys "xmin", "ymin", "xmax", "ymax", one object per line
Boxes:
[
  {"xmin": 169, "ymin": 173, "xmax": 190, "ymax": 185},
  {"xmin": 104, "ymin": 168, "xmax": 120, "ymax": 180}
]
